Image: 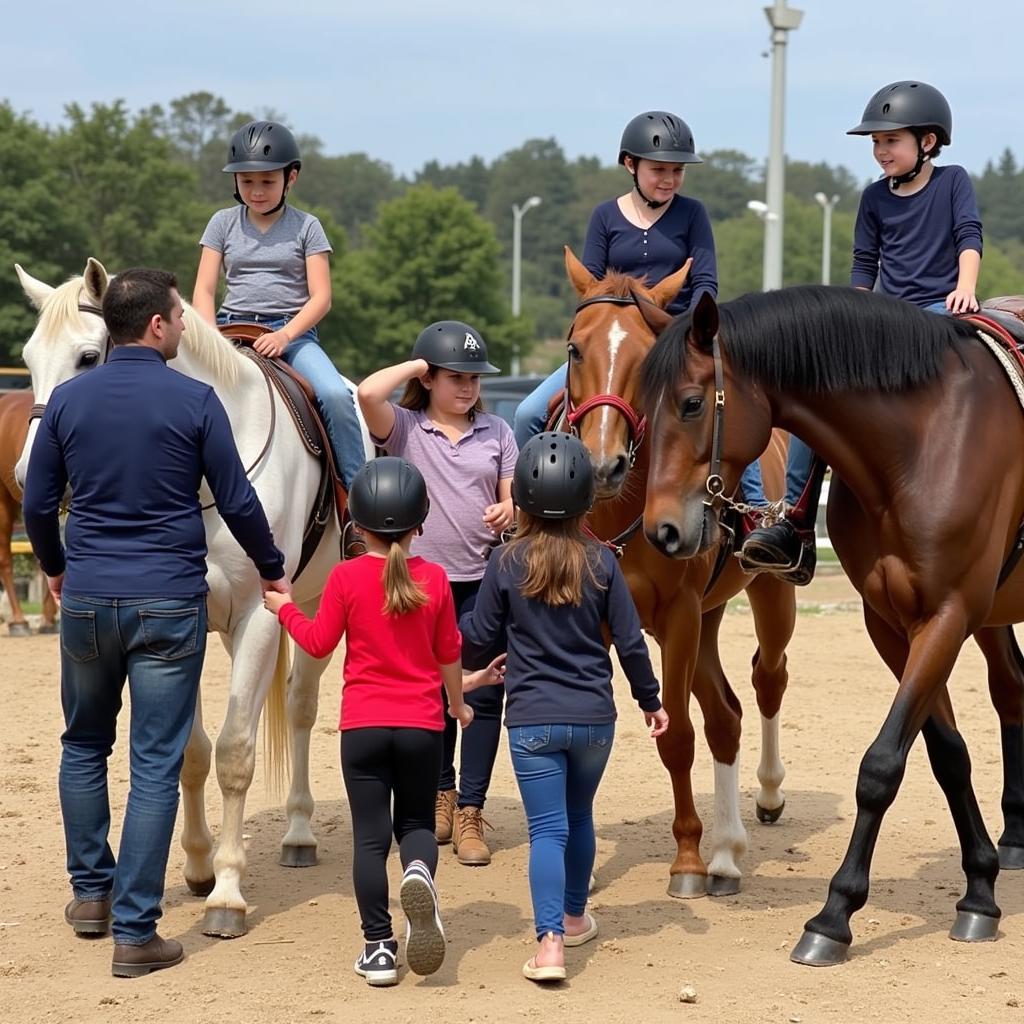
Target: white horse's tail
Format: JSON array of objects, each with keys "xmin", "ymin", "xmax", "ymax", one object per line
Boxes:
[{"xmin": 262, "ymin": 627, "xmax": 292, "ymax": 796}]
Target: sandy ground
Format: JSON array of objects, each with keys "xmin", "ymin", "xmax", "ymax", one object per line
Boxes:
[{"xmin": 2, "ymin": 568, "xmax": 1023, "ymax": 1024}]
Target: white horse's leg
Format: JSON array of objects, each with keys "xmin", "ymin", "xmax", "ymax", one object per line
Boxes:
[
  {"xmin": 280, "ymin": 600, "xmax": 332, "ymax": 867},
  {"xmin": 706, "ymin": 759, "xmax": 748, "ymax": 893},
  {"xmin": 203, "ymin": 607, "xmax": 279, "ymax": 938},
  {"xmin": 756, "ymin": 712, "xmax": 787, "ymax": 821},
  {"xmin": 180, "ymin": 688, "xmax": 215, "ymax": 895}
]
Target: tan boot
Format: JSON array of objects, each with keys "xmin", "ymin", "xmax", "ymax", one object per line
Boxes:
[
  {"xmin": 435, "ymin": 790, "xmax": 458, "ymax": 844},
  {"xmin": 452, "ymin": 805, "xmax": 492, "ymax": 866}
]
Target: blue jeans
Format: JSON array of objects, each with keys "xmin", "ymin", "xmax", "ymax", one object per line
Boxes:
[
  {"xmin": 59, "ymin": 595, "xmax": 207, "ymax": 944},
  {"xmin": 513, "ymin": 365, "xmax": 567, "ymax": 448},
  {"xmin": 739, "ymin": 435, "xmax": 816, "ymax": 509},
  {"xmin": 218, "ymin": 313, "xmax": 365, "ymax": 489},
  {"xmin": 508, "ymin": 722, "xmax": 614, "ymax": 938}
]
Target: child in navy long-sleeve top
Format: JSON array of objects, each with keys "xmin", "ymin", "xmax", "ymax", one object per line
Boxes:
[{"xmin": 459, "ymin": 433, "xmax": 668, "ymax": 984}]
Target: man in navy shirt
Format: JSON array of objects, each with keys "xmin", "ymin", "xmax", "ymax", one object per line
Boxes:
[{"xmin": 23, "ymin": 267, "xmax": 288, "ymax": 977}]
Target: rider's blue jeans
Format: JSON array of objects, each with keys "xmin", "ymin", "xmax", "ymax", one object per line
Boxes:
[
  {"xmin": 513, "ymin": 365, "xmax": 566, "ymax": 448},
  {"xmin": 739, "ymin": 436, "xmax": 816, "ymax": 511},
  {"xmin": 217, "ymin": 313, "xmax": 365, "ymax": 489},
  {"xmin": 58, "ymin": 594, "xmax": 206, "ymax": 944}
]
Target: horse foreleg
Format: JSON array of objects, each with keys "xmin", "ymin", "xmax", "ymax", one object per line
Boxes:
[
  {"xmin": 0, "ymin": 501, "xmax": 30, "ymax": 636},
  {"xmin": 973, "ymin": 625, "xmax": 1024, "ymax": 869},
  {"xmin": 655, "ymin": 596, "xmax": 705, "ymax": 899},
  {"xmin": 745, "ymin": 573, "xmax": 796, "ymax": 823},
  {"xmin": 180, "ymin": 688, "xmax": 215, "ymax": 895},
  {"xmin": 39, "ymin": 573, "xmax": 58, "ymax": 631},
  {"xmin": 280, "ymin": 612, "xmax": 332, "ymax": 868},
  {"xmin": 792, "ymin": 606, "xmax": 991, "ymax": 966},
  {"xmin": 203, "ymin": 609, "xmax": 279, "ymax": 938}
]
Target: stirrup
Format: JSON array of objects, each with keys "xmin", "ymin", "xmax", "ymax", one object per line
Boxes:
[{"xmin": 341, "ymin": 519, "xmax": 367, "ymax": 561}]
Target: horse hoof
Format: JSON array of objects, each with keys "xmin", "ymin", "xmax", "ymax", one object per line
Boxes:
[
  {"xmin": 790, "ymin": 930, "xmax": 849, "ymax": 966},
  {"xmin": 998, "ymin": 844, "xmax": 1024, "ymax": 870},
  {"xmin": 202, "ymin": 907, "xmax": 247, "ymax": 938},
  {"xmin": 756, "ymin": 800, "xmax": 785, "ymax": 824},
  {"xmin": 588, "ymin": 872, "xmax": 596, "ymax": 893},
  {"xmin": 667, "ymin": 873, "xmax": 707, "ymax": 899},
  {"xmin": 37, "ymin": 622, "xmax": 59, "ymax": 635},
  {"xmin": 7, "ymin": 622, "xmax": 31, "ymax": 637},
  {"xmin": 707, "ymin": 875, "xmax": 741, "ymax": 897},
  {"xmin": 949, "ymin": 911, "xmax": 999, "ymax": 943},
  {"xmin": 186, "ymin": 876, "xmax": 215, "ymax": 897},
  {"xmin": 279, "ymin": 844, "xmax": 318, "ymax": 868}
]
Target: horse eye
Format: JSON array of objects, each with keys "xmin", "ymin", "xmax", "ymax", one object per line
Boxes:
[
  {"xmin": 78, "ymin": 351, "xmax": 99, "ymax": 369},
  {"xmin": 680, "ymin": 395, "xmax": 704, "ymax": 419},
  {"xmin": 567, "ymin": 343, "xmax": 582, "ymax": 363}
]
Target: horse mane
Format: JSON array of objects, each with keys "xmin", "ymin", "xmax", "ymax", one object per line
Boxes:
[
  {"xmin": 581, "ymin": 269, "xmax": 653, "ymax": 303},
  {"xmin": 642, "ymin": 285, "xmax": 979, "ymax": 401},
  {"xmin": 37, "ymin": 277, "xmax": 92, "ymax": 337}
]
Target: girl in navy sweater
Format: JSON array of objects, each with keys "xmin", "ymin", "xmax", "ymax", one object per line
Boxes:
[{"xmin": 459, "ymin": 433, "xmax": 668, "ymax": 983}]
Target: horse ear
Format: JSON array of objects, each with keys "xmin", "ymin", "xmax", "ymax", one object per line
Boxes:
[
  {"xmin": 83, "ymin": 258, "xmax": 109, "ymax": 305},
  {"xmin": 649, "ymin": 258, "xmax": 692, "ymax": 309},
  {"xmin": 15, "ymin": 264, "xmax": 55, "ymax": 310},
  {"xmin": 690, "ymin": 291, "xmax": 719, "ymax": 352},
  {"xmin": 629, "ymin": 287, "xmax": 673, "ymax": 336},
  {"xmin": 564, "ymin": 246, "xmax": 596, "ymax": 298}
]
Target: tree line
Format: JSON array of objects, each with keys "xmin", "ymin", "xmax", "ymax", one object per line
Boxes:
[{"xmin": 3, "ymin": 92, "xmax": 1024, "ymax": 374}]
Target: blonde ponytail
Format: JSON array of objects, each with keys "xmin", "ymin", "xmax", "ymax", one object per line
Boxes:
[{"xmin": 381, "ymin": 539, "xmax": 429, "ymax": 615}]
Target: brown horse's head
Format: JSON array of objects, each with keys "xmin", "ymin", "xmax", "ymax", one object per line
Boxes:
[{"xmin": 562, "ymin": 247, "xmax": 690, "ymax": 499}]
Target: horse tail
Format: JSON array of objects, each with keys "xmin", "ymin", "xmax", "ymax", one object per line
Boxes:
[{"xmin": 262, "ymin": 626, "xmax": 292, "ymax": 797}]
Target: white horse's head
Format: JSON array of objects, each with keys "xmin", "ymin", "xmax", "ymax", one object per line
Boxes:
[{"xmin": 14, "ymin": 259, "xmax": 111, "ymax": 489}]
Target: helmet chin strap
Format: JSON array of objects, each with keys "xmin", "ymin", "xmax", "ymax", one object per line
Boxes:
[
  {"xmin": 632, "ymin": 174, "xmax": 667, "ymax": 209},
  {"xmin": 889, "ymin": 146, "xmax": 930, "ymax": 190}
]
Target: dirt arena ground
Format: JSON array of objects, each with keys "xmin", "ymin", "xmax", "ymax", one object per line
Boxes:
[{"xmin": 2, "ymin": 569, "xmax": 1023, "ymax": 1024}]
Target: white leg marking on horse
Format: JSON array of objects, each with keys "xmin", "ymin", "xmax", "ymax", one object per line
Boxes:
[
  {"xmin": 757, "ymin": 712, "xmax": 786, "ymax": 812},
  {"xmin": 707, "ymin": 758, "xmax": 748, "ymax": 880},
  {"xmin": 180, "ymin": 690, "xmax": 214, "ymax": 887}
]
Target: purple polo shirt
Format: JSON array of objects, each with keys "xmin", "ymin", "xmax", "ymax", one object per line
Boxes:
[{"xmin": 376, "ymin": 405, "xmax": 518, "ymax": 581}]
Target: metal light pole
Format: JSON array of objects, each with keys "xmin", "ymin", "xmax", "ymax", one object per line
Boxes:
[
  {"xmin": 511, "ymin": 195, "xmax": 542, "ymax": 376},
  {"xmin": 814, "ymin": 192, "xmax": 840, "ymax": 285},
  {"xmin": 762, "ymin": 1, "xmax": 803, "ymax": 290},
  {"xmin": 747, "ymin": 200, "xmax": 779, "ymax": 292}
]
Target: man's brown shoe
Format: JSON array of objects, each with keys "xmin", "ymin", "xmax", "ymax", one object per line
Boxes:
[
  {"xmin": 435, "ymin": 789, "xmax": 458, "ymax": 844},
  {"xmin": 64, "ymin": 897, "xmax": 111, "ymax": 937},
  {"xmin": 111, "ymin": 934, "xmax": 184, "ymax": 978},
  {"xmin": 452, "ymin": 805, "xmax": 492, "ymax": 865}
]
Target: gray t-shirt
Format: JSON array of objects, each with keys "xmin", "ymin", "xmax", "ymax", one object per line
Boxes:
[{"xmin": 200, "ymin": 205, "xmax": 332, "ymax": 317}]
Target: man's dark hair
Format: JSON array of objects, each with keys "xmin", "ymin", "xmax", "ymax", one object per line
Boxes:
[{"xmin": 101, "ymin": 268, "xmax": 178, "ymax": 345}]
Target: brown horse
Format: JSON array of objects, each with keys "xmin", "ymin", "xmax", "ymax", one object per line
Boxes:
[
  {"xmin": 639, "ymin": 284, "xmax": 1024, "ymax": 965},
  {"xmin": 559, "ymin": 249, "xmax": 797, "ymax": 897},
  {"xmin": 0, "ymin": 390, "xmax": 57, "ymax": 635}
]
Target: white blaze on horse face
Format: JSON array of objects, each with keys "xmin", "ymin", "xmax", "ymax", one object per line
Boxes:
[{"xmin": 598, "ymin": 317, "xmax": 629, "ymax": 448}]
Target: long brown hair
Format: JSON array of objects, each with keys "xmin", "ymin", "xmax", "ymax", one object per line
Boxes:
[
  {"xmin": 379, "ymin": 536, "xmax": 429, "ymax": 615},
  {"xmin": 399, "ymin": 367, "xmax": 484, "ymax": 421},
  {"xmin": 501, "ymin": 511, "xmax": 605, "ymax": 606}
]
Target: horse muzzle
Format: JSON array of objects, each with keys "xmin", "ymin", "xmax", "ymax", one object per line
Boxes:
[{"xmin": 645, "ymin": 498, "xmax": 715, "ymax": 559}]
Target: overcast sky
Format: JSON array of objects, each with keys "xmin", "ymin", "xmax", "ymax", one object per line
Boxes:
[{"xmin": 3, "ymin": 1, "xmax": 1021, "ymax": 185}]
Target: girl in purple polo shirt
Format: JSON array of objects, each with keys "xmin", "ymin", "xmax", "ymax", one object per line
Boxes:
[{"xmin": 357, "ymin": 321, "xmax": 517, "ymax": 868}]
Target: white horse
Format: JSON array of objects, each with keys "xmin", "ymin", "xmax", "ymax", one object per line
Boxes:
[{"xmin": 14, "ymin": 258, "xmax": 372, "ymax": 938}]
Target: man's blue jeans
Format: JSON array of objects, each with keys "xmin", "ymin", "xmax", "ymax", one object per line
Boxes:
[
  {"xmin": 217, "ymin": 313, "xmax": 366, "ymax": 489},
  {"xmin": 59, "ymin": 594, "xmax": 207, "ymax": 944},
  {"xmin": 513, "ymin": 365, "xmax": 566, "ymax": 448},
  {"xmin": 508, "ymin": 723, "xmax": 614, "ymax": 938}
]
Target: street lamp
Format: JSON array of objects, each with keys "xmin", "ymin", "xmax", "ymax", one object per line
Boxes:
[
  {"xmin": 814, "ymin": 192, "xmax": 840, "ymax": 285},
  {"xmin": 511, "ymin": 195, "xmax": 542, "ymax": 376},
  {"xmin": 746, "ymin": 200, "xmax": 779, "ymax": 291}
]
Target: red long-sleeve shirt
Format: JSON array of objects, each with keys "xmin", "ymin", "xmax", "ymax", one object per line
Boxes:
[{"xmin": 278, "ymin": 555, "xmax": 461, "ymax": 731}]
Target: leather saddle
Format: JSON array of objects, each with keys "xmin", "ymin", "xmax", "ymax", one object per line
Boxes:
[
  {"xmin": 218, "ymin": 322, "xmax": 348, "ymax": 580},
  {"xmin": 964, "ymin": 297, "xmax": 1024, "ymax": 375}
]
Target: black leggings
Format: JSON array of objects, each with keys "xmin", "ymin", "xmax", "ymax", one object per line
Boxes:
[
  {"xmin": 340, "ymin": 727, "xmax": 443, "ymax": 942},
  {"xmin": 438, "ymin": 579, "xmax": 506, "ymax": 808}
]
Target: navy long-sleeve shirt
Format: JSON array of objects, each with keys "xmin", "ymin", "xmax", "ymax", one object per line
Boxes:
[
  {"xmin": 459, "ymin": 543, "xmax": 662, "ymax": 727},
  {"xmin": 23, "ymin": 346, "xmax": 285, "ymax": 597},
  {"xmin": 582, "ymin": 196, "xmax": 718, "ymax": 314},
  {"xmin": 850, "ymin": 164, "xmax": 983, "ymax": 308}
]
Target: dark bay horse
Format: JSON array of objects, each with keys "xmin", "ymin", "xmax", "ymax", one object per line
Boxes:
[
  {"xmin": 0, "ymin": 389, "xmax": 57, "ymax": 634},
  {"xmin": 560, "ymin": 248, "xmax": 797, "ymax": 897},
  {"xmin": 639, "ymin": 284, "xmax": 1024, "ymax": 965}
]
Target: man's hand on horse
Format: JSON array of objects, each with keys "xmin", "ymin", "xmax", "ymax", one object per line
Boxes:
[
  {"xmin": 46, "ymin": 573, "xmax": 63, "ymax": 605},
  {"xmin": 253, "ymin": 329, "xmax": 291, "ymax": 358}
]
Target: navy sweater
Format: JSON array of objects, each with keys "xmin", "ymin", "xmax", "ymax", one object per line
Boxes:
[
  {"xmin": 23, "ymin": 346, "xmax": 285, "ymax": 597},
  {"xmin": 582, "ymin": 195, "xmax": 718, "ymax": 314},
  {"xmin": 850, "ymin": 164, "xmax": 983, "ymax": 308},
  {"xmin": 458, "ymin": 543, "xmax": 662, "ymax": 727}
]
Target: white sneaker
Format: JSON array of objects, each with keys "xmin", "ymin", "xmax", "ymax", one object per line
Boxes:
[
  {"xmin": 353, "ymin": 939, "xmax": 398, "ymax": 986},
  {"xmin": 400, "ymin": 860, "xmax": 446, "ymax": 976}
]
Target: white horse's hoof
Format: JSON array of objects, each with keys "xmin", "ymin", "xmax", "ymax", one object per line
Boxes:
[
  {"xmin": 280, "ymin": 844, "xmax": 318, "ymax": 868},
  {"xmin": 203, "ymin": 907, "xmax": 247, "ymax": 938},
  {"xmin": 756, "ymin": 799, "xmax": 785, "ymax": 824},
  {"xmin": 186, "ymin": 876, "xmax": 215, "ymax": 897},
  {"xmin": 707, "ymin": 874, "xmax": 741, "ymax": 897},
  {"xmin": 8, "ymin": 622, "xmax": 31, "ymax": 637},
  {"xmin": 667, "ymin": 873, "xmax": 707, "ymax": 899}
]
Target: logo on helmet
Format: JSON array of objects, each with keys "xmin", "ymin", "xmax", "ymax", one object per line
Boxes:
[{"xmin": 464, "ymin": 333, "xmax": 480, "ymax": 351}]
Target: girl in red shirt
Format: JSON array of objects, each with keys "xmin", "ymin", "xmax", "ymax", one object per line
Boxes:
[{"xmin": 265, "ymin": 457, "xmax": 495, "ymax": 987}]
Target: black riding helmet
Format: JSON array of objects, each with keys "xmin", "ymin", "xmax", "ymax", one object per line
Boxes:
[
  {"xmin": 347, "ymin": 457, "xmax": 430, "ymax": 539},
  {"xmin": 847, "ymin": 82, "xmax": 952, "ymax": 189},
  {"xmin": 618, "ymin": 111, "xmax": 702, "ymax": 210},
  {"xmin": 512, "ymin": 432, "xmax": 595, "ymax": 520},
  {"xmin": 412, "ymin": 321, "xmax": 500, "ymax": 375},
  {"xmin": 223, "ymin": 120, "xmax": 302, "ymax": 211}
]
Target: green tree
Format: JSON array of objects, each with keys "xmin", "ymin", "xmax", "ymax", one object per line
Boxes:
[
  {"xmin": 974, "ymin": 149, "xmax": 1024, "ymax": 245},
  {"xmin": 297, "ymin": 152, "xmax": 402, "ymax": 242}
]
